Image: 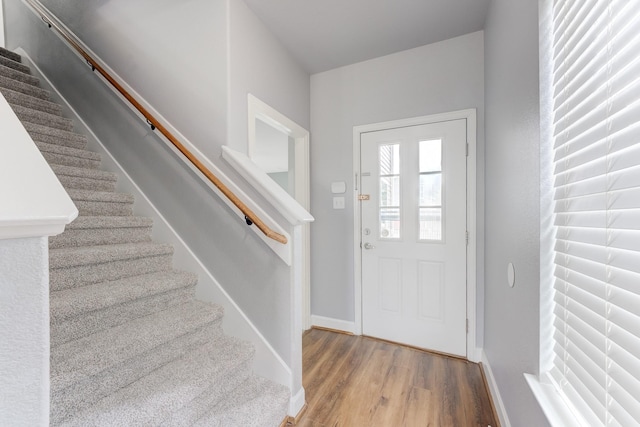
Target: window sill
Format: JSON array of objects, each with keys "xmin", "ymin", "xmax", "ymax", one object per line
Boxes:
[{"xmin": 524, "ymin": 373, "xmax": 586, "ymax": 427}]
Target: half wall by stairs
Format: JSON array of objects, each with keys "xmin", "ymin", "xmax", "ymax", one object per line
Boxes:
[{"xmin": 0, "ymin": 46, "xmax": 289, "ymax": 426}]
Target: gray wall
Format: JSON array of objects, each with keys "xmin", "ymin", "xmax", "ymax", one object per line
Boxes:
[
  {"xmin": 483, "ymin": 0, "xmax": 548, "ymax": 425},
  {"xmin": 228, "ymin": 0, "xmax": 310, "ymax": 154},
  {"xmin": 309, "ymin": 32, "xmax": 485, "ymax": 330},
  {"xmin": 34, "ymin": 0, "xmax": 228, "ymax": 162},
  {"xmin": 3, "ymin": 0, "xmax": 298, "ymax": 363}
]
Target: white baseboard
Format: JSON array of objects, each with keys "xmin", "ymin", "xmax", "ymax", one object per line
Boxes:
[
  {"xmin": 311, "ymin": 315, "xmax": 356, "ymax": 334},
  {"xmin": 481, "ymin": 350, "xmax": 512, "ymax": 427},
  {"xmin": 18, "ymin": 48, "xmax": 292, "ymax": 392}
]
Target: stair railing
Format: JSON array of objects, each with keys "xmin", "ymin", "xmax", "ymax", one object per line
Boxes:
[{"xmin": 23, "ymin": 0, "xmax": 288, "ymax": 244}]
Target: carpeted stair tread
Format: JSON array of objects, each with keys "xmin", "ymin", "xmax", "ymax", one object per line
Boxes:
[
  {"xmin": 51, "ymin": 301, "xmax": 225, "ymax": 392},
  {"xmin": 67, "ymin": 189, "xmax": 134, "ymax": 217},
  {"xmin": 35, "ymin": 141, "xmax": 100, "ymax": 162},
  {"xmin": 52, "ymin": 164, "xmax": 118, "ymax": 192},
  {"xmin": 193, "ymin": 376, "xmax": 290, "ymax": 427},
  {"xmin": 0, "ymin": 74, "xmax": 50, "ymax": 99},
  {"xmin": 0, "ymin": 86, "xmax": 64, "ymax": 116},
  {"xmin": 49, "ymin": 215, "xmax": 153, "ymax": 249},
  {"xmin": 49, "ymin": 242, "xmax": 174, "ymax": 290},
  {"xmin": 67, "ymin": 188, "xmax": 133, "ymax": 204},
  {"xmin": 51, "ymin": 270, "xmax": 197, "ymax": 321},
  {"xmin": 0, "ymin": 54, "xmax": 30, "ymax": 74},
  {"xmin": 50, "ymin": 241, "xmax": 174, "ymax": 269},
  {"xmin": 9, "ymin": 103, "xmax": 73, "ymax": 131},
  {"xmin": 24, "ymin": 121, "xmax": 87, "ymax": 150},
  {"xmin": 50, "ymin": 270, "xmax": 197, "ymax": 344},
  {"xmin": 59, "ymin": 334, "xmax": 254, "ymax": 427},
  {"xmin": 36, "ymin": 141, "xmax": 101, "ymax": 170},
  {"xmin": 51, "ymin": 164, "xmax": 117, "ymax": 181},
  {"xmin": 0, "ymin": 46, "xmax": 22, "ymax": 63},
  {"xmin": 0, "ymin": 62, "xmax": 39, "ymax": 86}
]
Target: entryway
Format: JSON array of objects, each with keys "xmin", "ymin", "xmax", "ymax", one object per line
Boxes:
[{"xmin": 353, "ymin": 110, "xmax": 477, "ymax": 358}]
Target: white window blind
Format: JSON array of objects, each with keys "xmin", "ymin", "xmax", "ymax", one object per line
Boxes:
[{"xmin": 550, "ymin": 0, "xmax": 640, "ymax": 425}]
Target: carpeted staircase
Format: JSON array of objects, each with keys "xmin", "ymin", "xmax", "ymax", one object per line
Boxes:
[{"xmin": 0, "ymin": 46, "xmax": 289, "ymax": 426}]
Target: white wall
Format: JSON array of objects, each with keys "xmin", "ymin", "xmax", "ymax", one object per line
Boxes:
[
  {"xmin": 310, "ymin": 32, "xmax": 485, "ymax": 331},
  {"xmin": 0, "ymin": 237, "xmax": 50, "ymax": 427},
  {"xmin": 483, "ymin": 0, "xmax": 548, "ymax": 425}
]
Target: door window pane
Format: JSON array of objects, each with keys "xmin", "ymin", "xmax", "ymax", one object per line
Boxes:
[
  {"xmin": 380, "ymin": 143, "xmax": 400, "ymax": 175},
  {"xmin": 419, "ymin": 139, "xmax": 442, "ymax": 241},
  {"xmin": 379, "ymin": 143, "xmax": 400, "ymax": 239},
  {"xmin": 419, "ymin": 174, "xmax": 442, "ymax": 206},
  {"xmin": 419, "ymin": 139, "xmax": 442, "ymax": 172},
  {"xmin": 380, "ymin": 176, "xmax": 400, "ymax": 206},
  {"xmin": 380, "ymin": 208, "xmax": 401, "ymax": 239},
  {"xmin": 419, "ymin": 208, "xmax": 442, "ymax": 240}
]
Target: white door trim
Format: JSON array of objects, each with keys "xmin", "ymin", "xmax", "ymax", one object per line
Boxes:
[
  {"xmin": 248, "ymin": 94, "xmax": 312, "ymax": 330},
  {"xmin": 353, "ymin": 109, "xmax": 478, "ymax": 361}
]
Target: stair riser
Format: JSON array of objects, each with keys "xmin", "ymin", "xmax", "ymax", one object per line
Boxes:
[
  {"xmin": 74, "ymin": 200, "xmax": 133, "ymax": 216},
  {"xmin": 58, "ymin": 175, "xmax": 117, "ymax": 192},
  {"xmin": 0, "ymin": 74, "xmax": 49, "ymax": 100},
  {"xmin": 52, "ymin": 322, "xmax": 224, "ymax": 424},
  {"xmin": 0, "ymin": 87, "xmax": 63, "ymax": 116},
  {"xmin": 49, "ymin": 226, "xmax": 152, "ymax": 249},
  {"xmin": 52, "ymin": 285, "xmax": 196, "ymax": 345},
  {"xmin": 0, "ymin": 55, "xmax": 30, "ymax": 73},
  {"xmin": 50, "ymin": 254, "xmax": 173, "ymax": 291},
  {"xmin": 42, "ymin": 152, "xmax": 101, "ymax": 170},
  {"xmin": 0, "ymin": 64, "xmax": 39, "ymax": 86},
  {"xmin": 13, "ymin": 109, "xmax": 73, "ymax": 131}
]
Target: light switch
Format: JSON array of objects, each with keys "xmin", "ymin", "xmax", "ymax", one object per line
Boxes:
[{"xmin": 333, "ymin": 196, "xmax": 345, "ymax": 209}]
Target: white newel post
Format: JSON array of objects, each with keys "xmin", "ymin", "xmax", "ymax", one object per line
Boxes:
[
  {"xmin": 0, "ymin": 93, "xmax": 77, "ymax": 426},
  {"xmin": 289, "ymin": 224, "xmax": 305, "ymax": 416}
]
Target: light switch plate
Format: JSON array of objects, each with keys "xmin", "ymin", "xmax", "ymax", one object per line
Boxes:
[{"xmin": 331, "ymin": 181, "xmax": 346, "ymax": 194}]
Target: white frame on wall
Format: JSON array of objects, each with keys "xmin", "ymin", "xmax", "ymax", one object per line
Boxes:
[
  {"xmin": 247, "ymin": 94, "xmax": 312, "ymax": 330},
  {"xmin": 352, "ymin": 109, "xmax": 479, "ymax": 362}
]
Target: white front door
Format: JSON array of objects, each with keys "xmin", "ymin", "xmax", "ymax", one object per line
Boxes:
[{"xmin": 360, "ymin": 119, "xmax": 467, "ymax": 356}]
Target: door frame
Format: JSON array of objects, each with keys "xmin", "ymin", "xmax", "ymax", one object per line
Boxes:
[
  {"xmin": 248, "ymin": 94, "xmax": 312, "ymax": 330},
  {"xmin": 352, "ymin": 109, "xmax": 478, "ymax": 361}
]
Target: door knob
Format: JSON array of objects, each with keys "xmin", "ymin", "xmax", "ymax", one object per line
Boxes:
[{"xmin": 364, "ymin": 242, "xmax": 375, "ymax": 250}]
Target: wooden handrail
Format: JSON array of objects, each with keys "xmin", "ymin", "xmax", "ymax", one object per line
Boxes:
[{"xmin": 25, "ymin": 0, "xmax": 288, "ymax": 244}]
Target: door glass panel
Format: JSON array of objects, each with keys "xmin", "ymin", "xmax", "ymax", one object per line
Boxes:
[
  {"xmin": 419, "ymin": 139, "xmax": 442, "ymax": 241},
  {"xmin": 420, "ymin": 208, "xmax": 442, "ymax": 240},
  {"xmin": 419, "ymin": 174, "xmax": 441, "ymax": 205},
  {"xmin": 419, "ymin": 139, "xmax": 442, "ymax": 172},
  {"xmin": 379, "ymin": 143, "xmax": 400, "ymax": 239}
]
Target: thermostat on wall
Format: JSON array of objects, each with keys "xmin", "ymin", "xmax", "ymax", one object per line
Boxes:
[{"xmin": 331, "ymin": 181, "xmax": 346, "ymax": 194}]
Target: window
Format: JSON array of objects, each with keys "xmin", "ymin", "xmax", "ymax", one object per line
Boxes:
[
  {"xmin": 546, "ymin": 1, "xmax": 640, "ymax": 425},
  {"xmin": 418, "ymin": 139, "xmax": 443, "ymax": 241},
  {"xmin": 379, "ymin": 143, "xmax": 401, "ymax": 239}
]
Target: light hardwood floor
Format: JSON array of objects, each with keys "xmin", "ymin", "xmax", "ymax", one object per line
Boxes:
[{"xmin": 291, "ymin": 328, "xmax": 498, "ymax": 427}]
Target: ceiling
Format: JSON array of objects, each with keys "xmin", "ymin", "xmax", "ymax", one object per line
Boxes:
[{"xmin": 242, "ymin": 0, "xmax": 491, "ymax": 74}]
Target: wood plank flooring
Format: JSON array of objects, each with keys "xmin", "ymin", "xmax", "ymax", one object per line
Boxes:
[{"xmin": 292, "ymin": 328, "xmax": 498, "ymax": 427}]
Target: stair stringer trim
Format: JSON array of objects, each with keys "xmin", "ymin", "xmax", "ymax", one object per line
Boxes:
[{"xmin": 16, "ymin": 48, "xmax": 293, "ymax": 392}]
